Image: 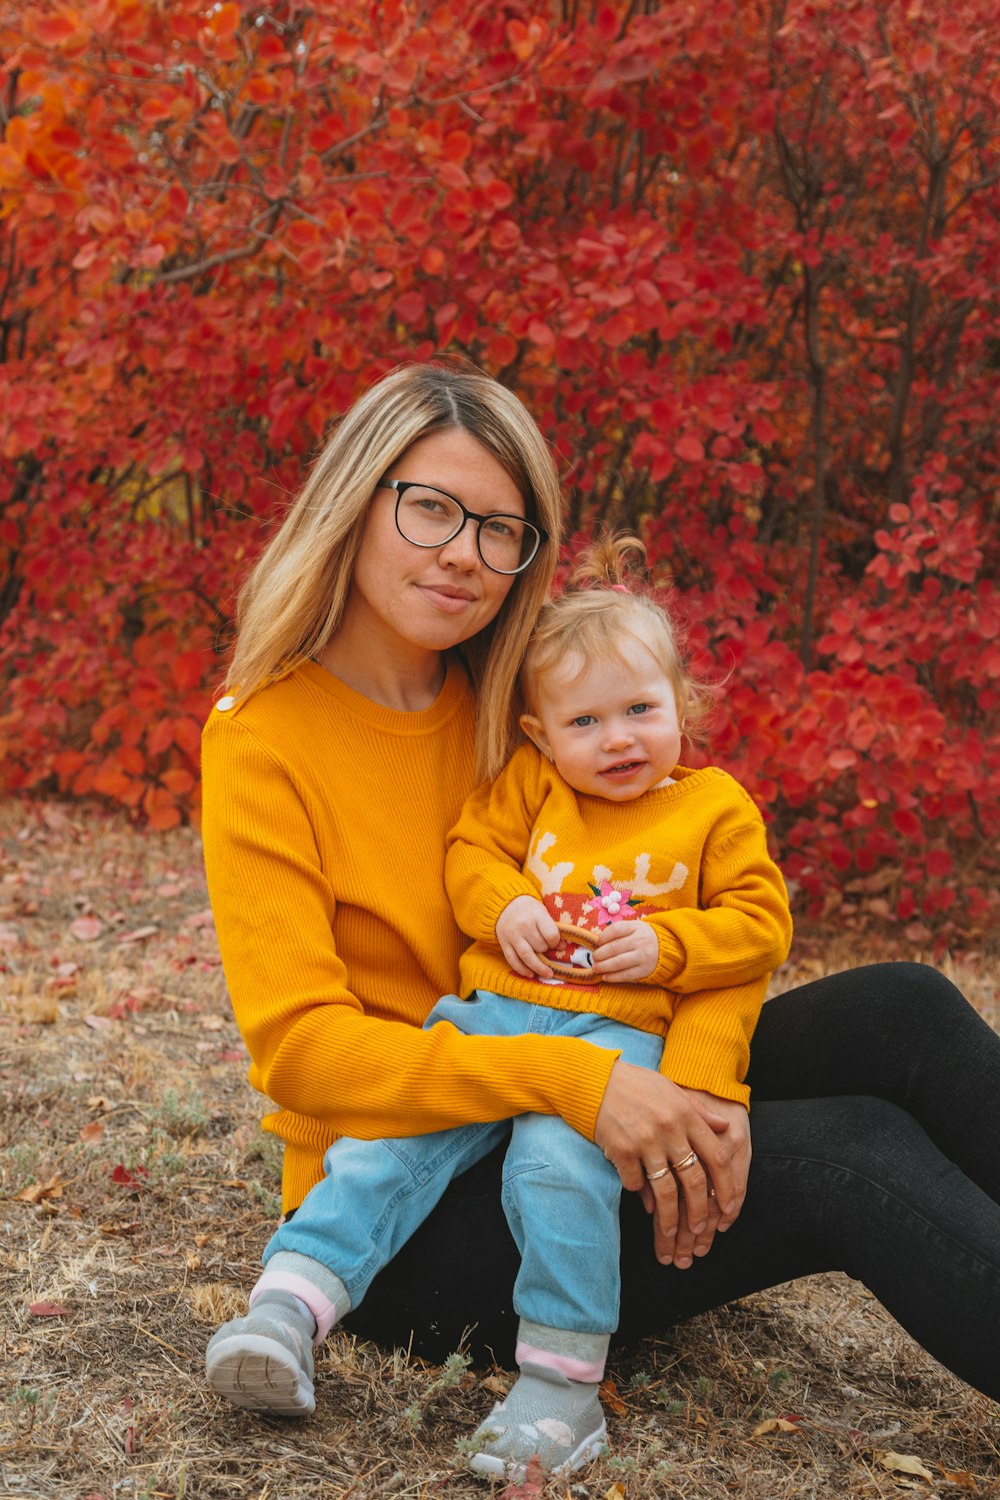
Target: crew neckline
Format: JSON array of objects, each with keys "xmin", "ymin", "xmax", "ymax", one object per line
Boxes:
[{"xmin": 299, "ymin": 655, "xmax": 469, "ymax": 734}]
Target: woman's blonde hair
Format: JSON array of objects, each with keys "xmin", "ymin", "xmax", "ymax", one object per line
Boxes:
[
  {"xmin": 226, "ymin": 361, "xmax": 562, "ymax": 780},
  {"xmin": 522, "ymin": 532, "xmax": 713, "ymax": 744}
]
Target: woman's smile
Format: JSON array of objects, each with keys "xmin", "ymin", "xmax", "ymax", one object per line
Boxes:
[{"xmin": 415, "ymin": 578, "xmax": 480, "ymax": 612}]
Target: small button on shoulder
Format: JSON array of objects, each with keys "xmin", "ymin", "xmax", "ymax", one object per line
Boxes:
[{"xmin": 215, "ymin": 695, "xmax": 236, "ymax": 712}]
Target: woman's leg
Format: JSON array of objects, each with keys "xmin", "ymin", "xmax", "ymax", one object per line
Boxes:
[
  {"xmin": 615, "ymin": 1091, "xmax": 1000, "ymax": 1399},
  {"xmin": 745, "ymin": 963, "xmax": 1000, "ymax": 1202},
  {"xmin": 343, "ymin": 965, "xmax": 1000, "ymax": 1399}
]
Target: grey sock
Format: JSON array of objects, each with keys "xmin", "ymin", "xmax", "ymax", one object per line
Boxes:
[{"xmin": 468, "ymin": 1360, "xmax": 607, "ymax": 1479}]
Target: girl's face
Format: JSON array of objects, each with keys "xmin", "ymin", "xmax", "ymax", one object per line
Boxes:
[
  {"xmin": 346, "ymin": 427, "xmax": 527, "ymax": 662},
  {"xmin": 520, "ymin": 641, "xmax": 683, "ymax": 802}
]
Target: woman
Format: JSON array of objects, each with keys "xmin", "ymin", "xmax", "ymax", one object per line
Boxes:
[{"xmin": 201, "ymin": 362, "xmax": 1000, "ymax": 1441}]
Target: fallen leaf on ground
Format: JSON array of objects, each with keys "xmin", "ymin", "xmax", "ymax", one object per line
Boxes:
[
  {"xmin": 126, "ymin": 985, "xmax": 163, "ymax": 1006},
  {"xmin": 876, "ymin": 1450, "xmax": 934, "ymax": 1481},
  {"xmin": 79, "ymin": 1119, "xmax": 105, "ymax": 1143},
  {"xmin": 183, "ymin": 908, "xmax": 215, "ymax": 929},
  {"xmin": 606, "ymin": 1484, "xmax": 626, "ymax": 1499},
  {"xmin": 111, "ymin": 1163, "xmax": 149, "ymax": 1190},
  {"xmin": 69, "ymin": 915, "xmax": 104, "ymax": 942},
  {"xmin": 117, "ymin": 924, "xmax": 158, "ymax": 944},
  {"xmin": 754, "ymin": 1417, "xmax": 801, "ymax": 1437},
  {"xmin": 937, "ymin": 1465, "xmax": 977, "ymax": 1489},
  {"xmin": 29, "ymin": 1302, "xmax": 69, "ymax": 1317},
  {"xmin": 498, "ymin": 1456, "xmax": 545, "ymax": 1499},
  {"xmin": 17, "ymin": 1173, "xmax": 66, "ymax": 1204},
  {"xmin": 83, "ymin": 1013, "xmax": 115, "ymax": 1031},
  {"xmin": 600, "ymin": 1378, "xmax": 627, "ymax": 1416}
]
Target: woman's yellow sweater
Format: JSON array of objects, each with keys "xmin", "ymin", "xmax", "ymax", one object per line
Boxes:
[{"xmin": 201, "ymin": 661, "xmax": 619, "ymax": 1212}]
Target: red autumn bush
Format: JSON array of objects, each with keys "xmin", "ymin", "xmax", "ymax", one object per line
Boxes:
[{"xmin": 1, "ymin": 0, "xmax": 998, "ymax": 939}]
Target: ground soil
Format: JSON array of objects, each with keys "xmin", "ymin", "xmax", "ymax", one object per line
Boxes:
[{"xmin": 2, "ymin": 799, "xmax": 998, "ymax": 1499}]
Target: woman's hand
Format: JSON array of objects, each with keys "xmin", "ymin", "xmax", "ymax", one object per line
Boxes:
[
  {"xmin": 594, "ymin": 1062, "xmax": 749, "ymax": 1265},
  {"xmin": 496, "ymin": 895, "xmax": 560, "ymax": 979},
  {"xmin": 592, "ymin": 919, "xmax": 659, "ymax": 982},
  {"xmin": 642, "ymin": 1090, "xmax": 752, "ymax": 1268}
]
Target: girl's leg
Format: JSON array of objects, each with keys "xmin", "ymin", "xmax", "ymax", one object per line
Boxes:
[
  {"xmin": 467, "ymin": 1112, "xmax": 618, "ymax": 1479},
  {"xmin": 207, "ymin": 1118, "xmax": 507, "ymax": 1414},
  {"xmin": 465, "ymin": 1016, "xmax": 663, "ymax": 1478},
  {"xmin": 264, "ymin": 1118, "xmax": 509, "ymax": 1322}
]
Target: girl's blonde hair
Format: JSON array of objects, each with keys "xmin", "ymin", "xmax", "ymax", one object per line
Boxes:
[
  {"xmin": 522, "ymin": 532, "xmax": 712, "ymax": 743},
  {"xmin": 226, "ymin": 361, "xmax": 562, "ymax": 780}
]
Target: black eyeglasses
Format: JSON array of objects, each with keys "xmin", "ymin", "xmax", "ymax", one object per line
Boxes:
[{"xmin": 377, "ymin": 479, "xmax": 548, "ymax": 576}]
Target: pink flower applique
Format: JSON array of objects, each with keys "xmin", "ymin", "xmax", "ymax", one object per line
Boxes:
[{"xmin": 593, "ymin": 880, "xmax": 636, "ymax": 928}]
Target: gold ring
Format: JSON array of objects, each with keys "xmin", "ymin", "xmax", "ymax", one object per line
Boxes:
[
  {"xmin": 672, "ymin": 1150, "xmax": 699, "ymax": 1172},
  {"xmin": 645, "ymin": 1166, "xmax": 671, "ymax": 1181}
]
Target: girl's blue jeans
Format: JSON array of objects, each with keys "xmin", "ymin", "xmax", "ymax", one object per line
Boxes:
[{"xmin": 263, "ymin": 991, "xmax": 664, "ymax": 1336}]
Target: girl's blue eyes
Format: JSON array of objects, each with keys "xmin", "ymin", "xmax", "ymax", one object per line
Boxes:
[{"xmin": 570, "ymin": 704, "xmax": 650, "ymax": 727}]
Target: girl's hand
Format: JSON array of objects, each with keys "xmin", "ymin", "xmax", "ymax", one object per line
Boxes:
[
  {"xmin": 496, "ymin": 895, "xmax": 560, "ymax": 979},
  {"xmin": 592, "ymin": 919, "xmax": 659, "ymax": 982},
  {"xmin": 594, "ymin": 1062, "xmax": 744, "ymax": 1264}
]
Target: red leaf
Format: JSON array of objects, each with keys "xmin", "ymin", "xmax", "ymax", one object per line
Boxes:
[
  {"xmin": 30, "ymin": 1302, "xmax": 69, "ymax": 1318},
  {"xmin": 208, "ymin": 2, "xmax": 241, "ymax": 38},
  {"xmin": 111, "ymin": 1164, "xmax": 150, "ymax": 1190},
  {"xmin": 674, "ymin": 435, "xmax": 705, "ymax": 463},
  {"xmin": 527, "ymin": 319, "xmax": 555, "ymax": 349}
]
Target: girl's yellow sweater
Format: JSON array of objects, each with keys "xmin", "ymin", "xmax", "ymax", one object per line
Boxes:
[
  {"xmin": 446, "ymin": 745, "xmax": 792, "ymax": 1108},
  {"xmin": 201, "ymin": 661, "xmax": 619, "ymax": 1212}
]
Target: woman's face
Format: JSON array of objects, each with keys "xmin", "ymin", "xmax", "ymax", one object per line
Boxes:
[{"xmin": 346, "ymin": 427, "xmax": 526, "ymax": 660}]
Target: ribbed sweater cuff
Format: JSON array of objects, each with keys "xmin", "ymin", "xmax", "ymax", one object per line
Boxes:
[
  {"xmin": 659, "ymin": 1023, "xmax": 750, "ymax": 1107},
  {"xmin": 555, "ymin": 1042, "xmax": 619, "ymax": 1140},
  {"xmin": 651, "ymin": 930, "xmax": 685, "ymax": 988},
  {"xmin": 475, "ymin": 876, "xmax": 544, "ymax": 941}
]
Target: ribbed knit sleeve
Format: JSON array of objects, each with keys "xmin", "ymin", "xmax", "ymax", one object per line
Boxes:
[
  {"xmin": 658, "ymin": 976, "xmax": 768, "ymax": 1106},
  {"xmin": 445, "ymin": 743, "xmax": 546, "ymax": 940},
  {"xmin": 201, "ymin": 674, "xmax": 617, "ymax": 1211},
  {"xmin": 647, "ymin": 800, "xmax": 792, "ymax": 994}
]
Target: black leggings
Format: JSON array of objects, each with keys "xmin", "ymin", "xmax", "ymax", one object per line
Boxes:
[{"xmin": 340, "ymin": 964, "xmax": 1000, "ymax": 1398}]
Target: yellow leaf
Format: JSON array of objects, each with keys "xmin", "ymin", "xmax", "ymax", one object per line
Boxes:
[
  {"xmin": 876, "ymin": 1451, "xmax": 934, "ymax": 1481},
  {"xmin": 605, "ymin": 1485, "xmax": 626, "ymax": 1500},
  {"xmin": 599, "ymin": 1378, "xmax": 627, "ymax": 1416},
  {"xmin": 753, "ymin": 1417, "xmax": 800, "ymax": 1437},
  {"xmin": 937, "ymin": 1466, "xmax": 977, "ymax": 1489},
  {"xmin": 16, "ymin": 1172, "xmax": 66, "ymax": 1204}
]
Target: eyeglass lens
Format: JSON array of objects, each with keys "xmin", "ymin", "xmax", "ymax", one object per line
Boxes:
[{"xmin": 396, "ymin": 486, "xmax": 539, "ymax": 573}]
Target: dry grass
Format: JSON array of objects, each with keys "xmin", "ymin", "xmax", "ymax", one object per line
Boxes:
[{"xmin": 2, "ymin": 799, "xmax": 999, "ymax": 1500}]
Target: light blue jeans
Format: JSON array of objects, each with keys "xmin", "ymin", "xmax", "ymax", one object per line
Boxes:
[{"xmin": 263, "ymin": 991, "xmax": 664, "ymax": 1336}]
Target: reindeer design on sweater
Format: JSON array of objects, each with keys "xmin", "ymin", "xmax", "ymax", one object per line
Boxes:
[{"xmin": 525, "ymin": 829, "xmax": 689, "ymax": 985}]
